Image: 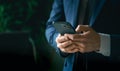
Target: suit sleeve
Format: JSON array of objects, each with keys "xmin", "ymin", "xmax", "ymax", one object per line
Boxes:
[
  {"xmin": 45, "ymin": 0, "xmax": 69, "ymax": 57},
  {"xmin": 110, "ymin": 0, "xmax": 120, "ymax": 60},
  {"xmin": 110, "ymin": 35, "xmax": 120, "ymax": 58}
]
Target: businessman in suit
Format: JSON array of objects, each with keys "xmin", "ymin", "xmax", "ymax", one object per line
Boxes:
[{"xmin": 45, "ymin": 0, "xmax": 120, "ymax": 71}]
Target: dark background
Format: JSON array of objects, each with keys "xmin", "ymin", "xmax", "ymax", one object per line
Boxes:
[{"xmin": 0, "ymin": 0, "xmax": 64, "ymax": 71}]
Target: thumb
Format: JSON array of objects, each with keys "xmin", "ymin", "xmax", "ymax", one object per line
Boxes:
[{"xmin": 75, "ymin": 25, "xmax": 89, "ymax": 33}]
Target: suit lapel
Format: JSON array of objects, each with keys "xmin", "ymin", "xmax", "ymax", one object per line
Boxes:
[
  {"xmin": 71, "ymin": 0, "xmax": 80, "ymax": 28},
  {"xmin": 89, "ymin": 0, "xmax": 106, "ymax": 26},
  {"xmin": 64, "ymin": 0, "xmax": 80, "ymax": 28},
  {"xmin": 68, "ymin": 0, "xmax": 106, "ymax": 27}
]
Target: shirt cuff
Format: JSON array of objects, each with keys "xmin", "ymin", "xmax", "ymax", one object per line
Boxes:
[{"xmin": 97, "ymin": 33, "xmax": 111, "ymax": 56}]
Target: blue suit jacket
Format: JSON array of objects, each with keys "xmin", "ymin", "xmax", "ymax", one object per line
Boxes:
[{"xmin": 45, "ymin": 0, "xmax": 120, "ymax": 71}]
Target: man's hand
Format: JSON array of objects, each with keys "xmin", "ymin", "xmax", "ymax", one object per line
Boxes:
[
  {"xmin": 65, "ymin": 25, "xmax": 100, "ymax": 53},
  {"xmin": 56, "ymin": 25, "xmax": 100, "ymax": 53},
  {"xmin": 56, "ymin": 34, "xmax": 79, "ymax": 53}
]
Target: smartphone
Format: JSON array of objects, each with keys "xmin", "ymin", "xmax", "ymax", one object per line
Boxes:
[{"xmin": 52, "ymin": 21, "xmax": 76, "ymax": 35}]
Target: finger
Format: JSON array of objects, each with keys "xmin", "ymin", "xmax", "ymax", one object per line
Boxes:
[
  {"xmin": 75, "ymin": 25, "xmax": 90, "ymax": 33},
  {"xmin": 74, "ymin": 37, "xmax": 88, "ymax": 42},
  {"xmin": 61, "ymin": 44, "xmax": 79, "ymax": 53},
  {"xmin": 64, "ymin": 34, "xmax": 82, "ymax": 40},
  {"xmin": 78, "ymin": 47, "xmax": 86, "ymax": 53},
  {"xmin": 56, "ymin": 34, "xmax": 69, "ymax": 43},
  {"xmin": 75, "ymin": 41, "xmax": 86, "ymax": 47},
  {"xmin": 74, "ymin": 42, "xmax": 87, "ymax": 53},
  {"xmin": 64, "ymin": 34, "xmax": 88, "ymax": 42},
  {"xmin": 57, "ymin": 40, "xmax": 72, "ymax": 48}
]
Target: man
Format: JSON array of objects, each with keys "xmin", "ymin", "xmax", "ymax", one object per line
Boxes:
[{"xmin": 45, "ymin": 0, "xmax": 120, "ymax": 71}]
